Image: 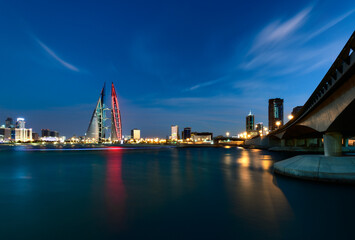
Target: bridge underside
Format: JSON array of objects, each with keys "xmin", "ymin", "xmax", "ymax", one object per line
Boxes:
[
  {"xmin": 327, "ymin": 98, "xmax": 355, "ymax": 138},
  {"xmin": 279, "ymin": 96, "xmax": 355, "ymax": 140}
]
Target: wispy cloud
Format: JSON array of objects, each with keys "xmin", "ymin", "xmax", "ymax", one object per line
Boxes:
[
  {"xmin": 239, "ymin": 3, "xmax": 353, "ymax": 75},
  {"xmin": 305, "ymin": 9, "xmax": 355, "ymax": 41},
  {"xmin": 183, "ymin": 75, "xmax": 229, "ymax": 92},
  {"xmin": 250, "ymin": 6, "xmax": 313, "ymax": 53},
  {"xmin": 35, "ymin": 38, "xmax": 80, "ymax": 72}
]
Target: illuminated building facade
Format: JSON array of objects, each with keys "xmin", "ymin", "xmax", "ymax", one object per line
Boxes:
[
  {"xmin": 86, "ymin": 82, "xmax": 122, "ymax": 142},
  {"xmin": 16, "ymin": 118, "xmax": 26, "ymax": 129},
  {"xmin": 131, "ymin": 129, "xmax": 140, "ymax": 140},
  {"xmin": 15, "ymin": 128, "xmax": 32, "ymax": 142},
  {"xmin": 246, "ymin": 111, "xmax": 255, "ymax": 132},
  {"xmin": 191, "ymin": 132, "xmax": 213, "ymax": 142},
  {"xmin": 268, "ymin": 98, "xmax": 284, "ymax": 131},
  {"xmin": 0, "ymin": 117, "xmax": 33, "ymax": 142},
  {"xmin": 111, "ymin": 83, "xmax": 122, "ymax": 142},
  {"xmin": 182, "ymin": 127, "xmax": 191, "ymax": 140},
  {"xmin": 171, "ymin": 125, "xmax": 179, "ymax": 140}
]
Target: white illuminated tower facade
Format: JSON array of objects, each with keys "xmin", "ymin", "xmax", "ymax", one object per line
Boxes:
[{"xmin": 171, "ymin": 125, "xmax": 179, "ymax": 140}]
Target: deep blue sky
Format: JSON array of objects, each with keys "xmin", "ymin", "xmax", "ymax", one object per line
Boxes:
[{"xmin": 0, "ymin": 0, "xmax": 354, "ymax": 137}]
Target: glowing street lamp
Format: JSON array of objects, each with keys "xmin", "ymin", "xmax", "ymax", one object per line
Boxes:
[
  {"xmin": 226, "ymin": 132, "xmax": 230, "ymax": 137},
  {"xmin": 275, "ymin": 121, "xmax": 281, "ymax": 129},
  {"xmin": 288, "ymin": 114, "xmax": 294, "ymax": 120}
]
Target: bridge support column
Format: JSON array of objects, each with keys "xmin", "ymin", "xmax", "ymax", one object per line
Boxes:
[
  {"xmin": 344, "ymin": 138, "xmax": 349, "ymax": 147},
  {"xmin": 281, "ymin": 139, "xmax": 285, "ymax": 147},
  {"xmin": 323, "ymin": 132, "xmax": 342, "ymax": 156},
  {"xmin": 306, "ymin": 139, "xmax": 310, "ymax": 147}
]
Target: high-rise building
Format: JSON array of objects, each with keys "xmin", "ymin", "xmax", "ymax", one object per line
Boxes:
[
  {"xmin": 86, "ymin": 82, "xmax": 123, "ymax": 142},
  {"xmin": 182, "ymin": 127, "xmax": 191, "ymax": 140},
  {"xmin": 171, "ymin": 125, "xmax": 179, "ymax": 140},
  {"xmin": 268, "ymin": 98, "xmax": 284, "ymax": 131},
  {"xmin": 41, "ymin": 129, "xmax": 50, "ymax": 137},
  {"xmin": 16, "ymin": 118, "xmax": 25, "ymax": 129},
  {"xmin": 131, "ymin": 129, "xmax": 140, "ymax": 140},
  {"xmin": 246, "ymin": 111, "xmax": 255, "ymax": 132},
  {"xmin": 5, "ymin": 118, "xmax": 13, "ymax": 128}
]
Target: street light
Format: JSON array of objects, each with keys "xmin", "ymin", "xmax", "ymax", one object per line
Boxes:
[
  {"xmin": 226, "ymin": 132, "xmax": 230, "ymax": 137},
  {"xmin": 276, "ymin": 121, "xmax": 281, "ymax": 129},
  {"xmin": 288, "ymin": 114, "xmax": 294, "ymax": 120}
]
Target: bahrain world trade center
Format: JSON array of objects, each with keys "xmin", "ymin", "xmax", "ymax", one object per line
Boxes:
[{"xmin": 86, "ymin": 82, "xmax": 122, "ymax": 143}]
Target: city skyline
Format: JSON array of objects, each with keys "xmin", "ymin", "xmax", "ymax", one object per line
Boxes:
[{"xmin": 0, "ymin": 1, "xmax": 354, "ymax": 137}]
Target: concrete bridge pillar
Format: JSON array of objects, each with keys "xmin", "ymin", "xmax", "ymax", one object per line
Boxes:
[
  {"xmin": 323, "ymin": 132, "xmax": 342, "ymax": 156},
  {"xmin": 344, "ymin": 138, "xmax": 349, "ymax": 147},
  {"xmin": 306, "ymin": 139, "xmax": 310, "ymax": 147}
]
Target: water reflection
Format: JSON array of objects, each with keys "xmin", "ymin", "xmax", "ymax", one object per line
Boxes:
[
  {"xmin": 105, "ymin": 150, "xmax": 126, "ymax": 230},
  {"xmin": 2, "ymin": 147, "xmax": 354, "ymax": 239},
  {"xmin": 224, "ymin": 148, "xmax": 293, "ymax": 238}
]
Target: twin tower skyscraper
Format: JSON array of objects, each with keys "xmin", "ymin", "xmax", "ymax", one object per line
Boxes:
[{"xmin": 86, "ymin": 82, "xmax": 122, "ymax": 142}]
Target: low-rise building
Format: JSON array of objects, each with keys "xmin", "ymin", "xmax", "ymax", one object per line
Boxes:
[
  {"xmin": 131, "ymin": 129, "xmax": 141, "ymax": 140},
  {"xmin": 191, "ymin": 132, "xmax": 213, "ymax": 142}
]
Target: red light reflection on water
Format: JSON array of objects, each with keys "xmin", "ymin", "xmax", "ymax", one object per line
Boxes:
[
  {"xmin": 105, "ymin": 150, "xmax": 126, "ymax": 230},
  {"xmin": 107, "ymin": 147, "xmax": 123, "ymax": 151}
]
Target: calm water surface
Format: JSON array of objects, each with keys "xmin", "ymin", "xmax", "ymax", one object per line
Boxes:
[{"xmin": 0, "ymin": 146, "xmax": 354, "ymax": 239}]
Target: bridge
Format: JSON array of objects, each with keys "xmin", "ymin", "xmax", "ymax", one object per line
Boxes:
[{"xmin": 248, "ymin": 31, "xmax": 355, "ymax": 157}]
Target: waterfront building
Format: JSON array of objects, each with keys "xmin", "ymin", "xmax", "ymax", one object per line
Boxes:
[
  {"xmin": 1, "ymin": 117, "xmax": 33, "ymax": 142},
  {"xmin": 131, "ymin": 129, "xmax": 141, "ymax": 140},
  {"xmin": 246, "ymin": 111, "xmax": 255, "ymax": 132},
  {"xmin": 191, "ymin": 132, "xmax": 213, "ymax": 142},
  {"xmin": 32, "ymin": 132, "xmax": 39, "ymax": 141},
  {"xmin": 41, "ymin": 129, "xmax": 50, "ymax": 137},
  {"xmin": 86, "ymin": 82, "xmax": 122, "ymax": 142},
  {"xmin": 5, "ymin": 117, "xmax": 14, "ymax": 128},
  {"xmin": 256, "ymin": 122, "xmax": 264, "ymax": 135},
  {"xmin": 41, "ymin": 129, "xmax": 61, "ymax": 141},
  {"xmin": 42, "ymin": 136, "xmax": 65, "ymax": 142},
  {"xmin": 171, "ymin": 125, "xmax": 179, "ymax": 140},
  {"xmin": 182, "ymin": 127, "xmax": 191, "ymax": 140},
  {"xmin": 16, "ymin": 118, "xmax": 25, "ymax": 129},
  {"xmin": 50, "ymin": 131, "xmax": 59, "ymax": 137},
  {"xmin": 268, "ymin": 98, "xmax": 284, "ymax": 131},
  {"xmin": 15, "ymin": 128, "xmax": 32, "ymax": 142},
  {"xmin": 42, "ymin": 129, "xmax": 59, "ymax": 137},
  {"xmin": 0, "ymin": 128, "xmax": 11, "ymax": 142}
]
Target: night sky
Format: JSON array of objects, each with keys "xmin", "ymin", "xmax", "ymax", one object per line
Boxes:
[{"xmin": 0, "ymin": 0, "xmax": 354, "ymax": 138}]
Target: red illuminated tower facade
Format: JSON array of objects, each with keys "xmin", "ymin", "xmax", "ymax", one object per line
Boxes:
[{"xmin": 111, "ymin": 82, "xmax": 122, "ymax": 141}]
